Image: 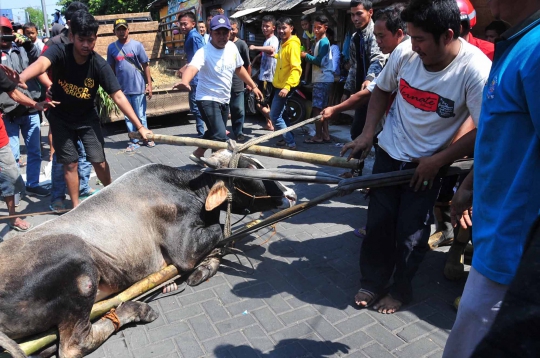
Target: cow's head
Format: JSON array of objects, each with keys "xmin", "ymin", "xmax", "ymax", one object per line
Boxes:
[{"xmin": 201, "ymin": 150, "xmax": 297, "ymax": 214}]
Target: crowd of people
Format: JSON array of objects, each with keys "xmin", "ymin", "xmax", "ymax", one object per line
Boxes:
[
  {"xmin": 168, "ymin": 0, "xmax": 540, "ymax": 355},
  {"xmin": 0, "ymin": 0, "xmax": 539, "ymax": 356}
]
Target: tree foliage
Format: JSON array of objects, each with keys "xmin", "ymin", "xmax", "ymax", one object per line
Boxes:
[
  {"xmin": 25, "ymin": 7, "xmax": 45, "ymax": 30},
  {"xmin": 56, "ymin": 0, "xmax": 156, "ymax": 16}
]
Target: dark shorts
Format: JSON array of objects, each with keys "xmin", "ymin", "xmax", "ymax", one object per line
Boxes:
[{"xmin": 49, "ymin": 113, "xmax": 106, "ymax": 164}]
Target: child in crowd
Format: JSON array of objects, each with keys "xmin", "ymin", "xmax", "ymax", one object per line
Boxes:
[
  {"xmin": 271, "ymin": 17, "xmax": 302, "ymax": 150},
  {"xmin": 300, "ymin": 15, "xmax": 314, "ymax": 85},
  {"xmin": 301, "ymin": 15, "xmax": 334, "ymax": 143}
]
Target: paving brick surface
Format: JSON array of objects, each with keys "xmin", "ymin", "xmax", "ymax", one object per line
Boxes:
[{"xmin": 1, "ymin": 115, "xmax": 469, "ymax": 357}]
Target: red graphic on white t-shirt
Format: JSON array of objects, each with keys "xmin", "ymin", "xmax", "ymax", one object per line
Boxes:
[{"xmin": 399, "ymin": 78, "xmax": 455, "ymax": 118}]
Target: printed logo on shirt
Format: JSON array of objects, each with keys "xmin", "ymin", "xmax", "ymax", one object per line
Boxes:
[
  {"xmin": 486, "ymin": 76, "xmax": 497, "ymax": 100},
  {"xmin": 399, "ymin": 78, "xmax": 455, "ymax": 118},
  {"xmin": 215, "ymin": 53, "xmax": 238, "ymax": 73},
  {"xmin": 84, "ymin": 78, "xmax": 95, "ymax": 89},
  {"xmin": 58, "ymin": 79, "xmax": 91, "ymax": 99}
]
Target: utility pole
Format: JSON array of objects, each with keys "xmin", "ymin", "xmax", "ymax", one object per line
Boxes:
[{"xmin": 41, "ymin": 0, "xmax": 50, "ymax": 37}]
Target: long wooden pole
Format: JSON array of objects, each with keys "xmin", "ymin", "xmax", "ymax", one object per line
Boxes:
[
  {"xmin": 0, "ymin": 266, "xmax": 179, "ymax": 357},
  {"xmin": 129, "ymin": 133, "xmax": 362, "ymax": 170}
]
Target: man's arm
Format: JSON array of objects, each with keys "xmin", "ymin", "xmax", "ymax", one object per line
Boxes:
[
  {"xmin": 343, "ymin": 36, "xmax": 357, "ymax": 96},
  {"xmin": 340, "ymin": 85, "xmax": 391, "ymax": 160},
  {"xmin": 410, "ymin": 129, "xmax": 476, "ymax": 191},
  {"xmin": 249, "ymin": 45, "xmax": 275, "ymax": 55},
  {"xmin": 172, "ymin": 65, "xmax": 199, "ymax": 91},
  {"xmin": 19, "ymin": 56, "xmax": 52, "ymax": 85},
  {"xmin": 303, "ymin": 40, "xmax": 329, "ymax": 66},
  {"xmin": 110, "ymin": 90, "xmax": 152, "ymax": 139},
  {"xmin": 235, "ymin": 66, "xmax": 263, "ymax": 101},
  {"xmin": 8, "ymin": 88, "xmax": 59, "ymax": 111},
  {"xmin": 365, "ymin": 35, "xmax": 385, "ymax": 82},
  {"xmin": 142, "ymin": 62, "xmax": 152, "ymax": 99},
  {"xmin": 321, "ymin": 88, "xmax": 371, "ymax": 121}
]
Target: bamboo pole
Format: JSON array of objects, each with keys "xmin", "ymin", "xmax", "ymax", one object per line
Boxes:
[
  {"xmin": 129, "ymin": 133, "xmax": 362, "ymax": 170},
  {"xmin": 1, "ymin": 265, "xmax": 179, "ymax": 357}
]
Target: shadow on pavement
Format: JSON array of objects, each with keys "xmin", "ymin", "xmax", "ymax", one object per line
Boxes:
[{"xmin": 214, "ymin": 338, "xmax": 350, "ymax": 357}]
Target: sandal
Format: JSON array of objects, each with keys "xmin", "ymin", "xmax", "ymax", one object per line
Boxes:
[
  {"xmin": 355, "ymin": 289, "xmax": 379, "ymax": 308},
  {"xmin": 49, "ymin": 200, "xmax": 67, "ymax": 213},
  {"xmin": 126, "ymin": 143, "xmax": 140, "ymax": 152},
  {"xmin": 9, "ymin": 220, "xmax": 32, "ymax": 232},
  {"xmin": 143, "ymin": 141, "xmax": 156, "ymax": 148},
  {"xmin": 304, "ymin": 138, "xmax": 324, "ymax": 144},
  {"xmin": 276, "ymin": 140, "xmax": 286, "ymax": 147},
  {"xmin": 80, "ymin": 188, "xmax": 100, "ymax": 201}
]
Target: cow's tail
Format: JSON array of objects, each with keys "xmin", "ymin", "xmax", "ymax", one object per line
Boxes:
[{"xmin": 0, "ymin": 331, "xmax": 26, "ymax": 358}]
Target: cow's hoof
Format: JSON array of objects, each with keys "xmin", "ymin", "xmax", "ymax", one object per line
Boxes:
[
  {"xmin": 117, "ymin": 301, "xmax": 159, "ymax": 324},
  {"xmin": 187, "ymin": 256, "xmax": 221, "ymax": 286}
]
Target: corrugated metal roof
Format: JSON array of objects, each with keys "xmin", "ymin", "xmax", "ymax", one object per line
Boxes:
[{"xmin": 235, "ymin": 0, "xmax": 305, "ymax": 12}]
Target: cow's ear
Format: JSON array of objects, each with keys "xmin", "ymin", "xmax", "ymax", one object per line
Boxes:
[{"xmin": 205, "ymin": 180, "xmax": 229, "ymax": 211}]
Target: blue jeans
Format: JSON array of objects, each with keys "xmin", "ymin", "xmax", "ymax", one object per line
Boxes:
[
  {"xmin": 124, "ymin": 94, "xmax": 147, "ymax": 144},
  {"xmin": 269, "ymin": 89, "xmax": 295, "ymax": 146},
  {"xmin": 196, "ymin": 100, "xmax": 230, "ymax": 142},
  {"xmin": 50, "ymin": 140, "xmax": 92, "ymax": 203},
  {"xmin": 4, "ymin": 112, "xmax": 41, "ymax": 188},
  {"xmin": 230, "ymin": 90, "xmax": 245, "ymax": 138},
  {"xmin": 189, "ymin": 86, "xmax": 205, "ymax": 138}
]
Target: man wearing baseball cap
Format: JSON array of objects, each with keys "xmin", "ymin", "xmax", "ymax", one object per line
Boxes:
[
  {"xmin": 173, "ymin": 15, "xmax": 263, "ymax": 166},
  {"xmin": 107, "ymin": 18, "xmax": 154, "ymax": 152}
]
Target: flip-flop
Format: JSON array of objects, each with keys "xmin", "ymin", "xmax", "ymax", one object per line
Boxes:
[
  {"xmin": 189, "ymin": 154, "xmax": 207, "ymax": 168},
  {"xmin": 143, "ymin": 141, "xmax": 156, "ymax": 148},
  {"xmin": 304, "ymin": 138, "xmax": 324, "ymax": 144},
  {"xmin": 8, "ymin": 221, "xmax": 33, "ymax": 232},
  {"xmin": 353, "ymin": 227, "xmax": 366, "ymax": 239},
  {"xmin": 355, "ymin": 289, "xmax": 379, "ymax": 308}
]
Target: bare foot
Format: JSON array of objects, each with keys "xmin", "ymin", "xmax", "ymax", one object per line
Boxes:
[
  {"xmin": 264, "ymin": 119, "xmax": 274, "ymax": 131},
  {"xmin": 355, "ymin": 289, "xmax": 377, "ymax": 308},
  {"xmin": 373, "ymin": 294, "xmax": 402, "ymax": 314},
  {"xmin": 162, "ymin": 282, "xmax": 178, "ymax": 294}
]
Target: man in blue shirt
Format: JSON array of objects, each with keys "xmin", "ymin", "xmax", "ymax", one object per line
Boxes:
[
  {"xmin": 444, "ymin": 1, "xmax": 540, "ymax": 357},
  {"xmin": 107, "ymin": 18, "xmax": 154, "ymax": 151},
  {"xmin": 177, "ymin": 11, "xmax": 205, "ymax": 138}
]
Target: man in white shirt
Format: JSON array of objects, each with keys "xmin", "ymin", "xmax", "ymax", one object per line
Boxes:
[
  {"xmin": 341, "ymin": 0, "xmax": 491, "ymax": 314},
  {"xmin": 173, "ymin": 15, "xmax": 263, "ymax": 165},
  {"xmin": 249, "ymin": 15, "xmax": 279, "ymax": 131}
]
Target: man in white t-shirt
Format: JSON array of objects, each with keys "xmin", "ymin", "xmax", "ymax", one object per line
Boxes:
[
  {"xmin": 341, "ymin": 0, "xmax": 491, "ymax": 314},
  {"xmin": 249, "ymin": 15, "xmax": 279, "ymax": 131},
  {"xmin": 173, "ymin": 15, "xmax": 263, "ymax": 165}
]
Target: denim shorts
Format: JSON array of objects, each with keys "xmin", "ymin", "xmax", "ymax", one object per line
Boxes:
[
  {"xmin": 0, "ymin": 145, "xmax": 25, "ymax": 197},
  {"xmin": 312, "ymin": 82, "xmax": 333, "ymax": 109}
]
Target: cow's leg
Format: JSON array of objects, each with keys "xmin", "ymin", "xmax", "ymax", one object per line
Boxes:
[
  {"xmin": 162, "ymin": 221, "xmax": 225, "ymax": 289},
  {"xmin": 186, "ymin": 248, "xmax": 224, "ymax": 286},
  {"xmin": 56, "ymin": 301, "xmax": 157, "ymax": 358}
]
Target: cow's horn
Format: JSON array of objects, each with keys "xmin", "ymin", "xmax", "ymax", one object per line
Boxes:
[{"xmin": 199, "ymin": 157, "xmax": 221, "ymax": 169}]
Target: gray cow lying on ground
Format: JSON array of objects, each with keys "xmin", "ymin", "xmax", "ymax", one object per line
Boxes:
[{"xmin": 0, "ymin": 150, "xmax": 296, "ymax": 358}]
